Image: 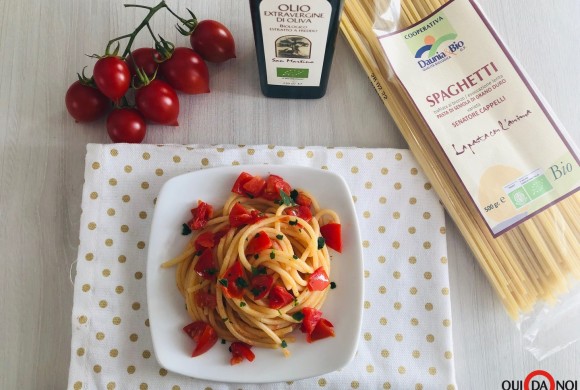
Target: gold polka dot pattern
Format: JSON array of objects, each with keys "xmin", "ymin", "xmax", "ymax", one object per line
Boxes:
[{"xmin": 70, "ymin": 145, "xmax": 455, "ymax": 389}]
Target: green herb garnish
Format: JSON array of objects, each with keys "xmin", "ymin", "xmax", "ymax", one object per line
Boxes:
[
  {"xmin": 290, "ymin": 189, "xmax": 299, "ymax": 202},
  {"xmin": 240, "ymin": 302, "xmax": 247, "ymax": 307},
  {"xmin": 292, "ymin": 311, "xmax": 304, "ymax": 321},
  {"xmin": 221, "ymin": 339, "xmax": 226, "ymax": 344},
  {"xmin": 252, "ymin": 266, "xmax": 267, "ymax": 276},
  {"xmin": 276, "ymin": 234, "xmax": 284, "ymax": 240},
  {"xmin": 289, "ymin": 219, "xmax": 298, "ymax": 226},
  {"xmin": 235, "ymin": 277, "xmax": 248, "ymax": 288},
  {"xmin": 292, "ymin": 255, "xmax": 298, "ymax": 260},
  {"xmin": 251, "ymin": 287, "xmax": 263, "ymax": 297},
  {"xmin": 280, "ymin": 190, "xmax": 296, "ymax": 206},
  {"xmin": 181, "ymin": 223, "xmax": 192, "ymax": 235},
  {"xmin": 218, "ymin": 279, "xmax": 228, "ymax": 287},
  {"xmin": 270, "ymin": 251, "xmax": 275, "ymax": 259},
  {"xmin": 330, "ymin": 282, "xmax": 337, "ymax": 289},
  {"xmin": 317, "ymin": 237, "xmax": 326, "ymax": 250},
  {"xmin": 281, "ymin": 340, "xmax": 288, "ymax": 348}
]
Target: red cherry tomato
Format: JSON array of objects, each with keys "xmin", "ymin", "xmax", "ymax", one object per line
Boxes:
[
  {"xmin": 188, "ymin": 201, "xmax": 214, "ymax": 230},
  {"xmin": 190, "ymin": 20, "xmax": 236, "ymax": 63},
  {"xmin": 229, "ymin": 342, "xmax": 255, "ymax": 365},
  {"xmin": 183, "ymin": 321, "xmax": 218, "ymax": 357},
  {"xmin": 65, "ymin": 81, "xmax": 109, "ymax": 122},
  {"xmin": 229, "ymin": 203, "xmax": 265, "ymax": 228},
  {"xmin": 263, "ymin": 175, "xmax": 291, "ymax": 201},
  {"xmin": 245, "ymin": 231, "xmax": 272, "ymax": 254},
  {"xmin": 221, "ymin": 261, "xmax": 247, "ymax": 299},
  {"xmin": 135, "ymin": 79, "xmax": 180, "ymax": 125},
  {"xmin": 106, "ymin": 108, "xmax": 146, "ymax": 143},
  {"xmin": 195, "ymin": 291, "xmax": 217, "ymax": 309},
  {"xmin": 307, "ymin": 267, "xmax": 330, "ymax": 291},
  {"xmin": 159, "ymin": 47, "xmax": 210, "ymax": 94},
  {"xmin": 231, "ymin": 172, "xmax": 254, "ymax": 195},
  {"xmin": 320, "ymin": 223, "xmax": 342, "ymax": 253},
  {"xmin": 127, "ymin": 47, "xmax": 160, "ymax": 78},
  {"xmin": 307, "ymin": 318, "xmax": 335, "ymax": 343},
  {"xmin": 285, "ymin": 205, "xmax": 312, "ymax": 223},
  {"xmin": 243, "ymin": 176, "xmax": 266, "ymax": 198},
  {"xmin": 295, "ymin": 193, "xmax": 312, "ymax": 207},
  {"xmin": 249, "ymin": 274, "xmax": 274, "ymax": 300},
  {"xmin": 268, "ymin": 285, "xmax": 294, "ymax": 309},
  {"xmin": 300, "ymin": 307, "xmax": 322, "ymax": 334},
  {"xmin": 195, "ymin": 231, "xmax": 216, "ymax": 251},
  {"xmin": 93, "ymin": 56, "xmax": 131, "ymax": 101},
  {"xmin": 193, "ymin": 249, "xmax": 218, "ymax": 280}
]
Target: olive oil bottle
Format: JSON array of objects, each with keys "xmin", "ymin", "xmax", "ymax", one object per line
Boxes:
[{"xmin": 249, "ymin": 0, "xmax": 345, "ymax": 99}]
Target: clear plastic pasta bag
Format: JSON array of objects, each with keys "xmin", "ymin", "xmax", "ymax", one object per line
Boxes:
[{"xmin": 339, "ymin": 0, "xmax": 580, "ymax": 359}]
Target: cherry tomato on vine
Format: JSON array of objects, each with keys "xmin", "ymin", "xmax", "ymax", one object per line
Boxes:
[
  {"xmin": 159, "ymin": 47, "xmax": 209, "ymax": 94},
  {"xmin": 65, "ymin": 81, "xmax": 109, "ymax": 122},
  {"xmin": 190, "ymin": 20, "xmax": 236, "ymax": 63},
  {"xmin": 135, "ymin": 79, "xmax": 180, "ymax": 126},
  {"xmin": 93, "ymin": 56, "xmax": 131, "ymax": 101},
  {"xmin": 127, "ymin": 47, "xmax": 160, "ymax": 78},
  {"xmin": 106, "ymin": 108, "xmax": 146, "ymax": 143}
]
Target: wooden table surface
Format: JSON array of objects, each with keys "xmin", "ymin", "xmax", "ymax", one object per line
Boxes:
[{"xmin": 1, "ymin": 0, "xmax": 578, "ymax": 388}]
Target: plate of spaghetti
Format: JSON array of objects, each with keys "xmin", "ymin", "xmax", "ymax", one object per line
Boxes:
[{"xmin": 147, "ymin": 165, "xmax": 363, "ymax": 383}]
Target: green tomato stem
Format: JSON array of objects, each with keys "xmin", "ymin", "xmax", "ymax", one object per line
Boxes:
[
  {"xmin": 103, "ymin": 1, "xmax": 189, "ymax": 60},
  {"xmin": 146, "ymin": 23, "xmax": 160, "ymax": 45},
  {"xmin": 164, "ymin": 5, "xmax": 188, "ymax": 24}
]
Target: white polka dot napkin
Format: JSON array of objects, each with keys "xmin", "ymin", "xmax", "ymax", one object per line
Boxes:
[{"xmin": 69, "ymin": 144, "xmax": 456, "ymax": 390}]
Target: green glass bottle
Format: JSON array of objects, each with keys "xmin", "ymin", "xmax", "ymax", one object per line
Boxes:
[{"xmin": 249, "ymin": 0, "xmax": 345, "ymax": 99}]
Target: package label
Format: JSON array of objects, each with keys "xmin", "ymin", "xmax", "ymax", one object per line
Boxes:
[
  {"xmin": 259, "ymin": 0, "xmax": 331, "ymax": 87},
  {"xmin": 378, "ymin": 0, "xmax": 579, "ymax": 236}
]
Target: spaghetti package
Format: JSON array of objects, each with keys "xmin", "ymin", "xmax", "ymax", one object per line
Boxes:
[{"xmin": 340, "ymin": 0, "xmax": 579, "ymax": 359}]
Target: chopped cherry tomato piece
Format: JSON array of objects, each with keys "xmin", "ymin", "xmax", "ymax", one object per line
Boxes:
[
  {"xmin": 229, "ymin": 341, "xmax": 255, "ymax": 365},
  {"xmin": 295, "ymin": 193, "xmax": 312, "ymax": 207},
  {"xmin": 231, "ymin": 172, "xmax": 254, "ymax": 195},
  {"xmin": 268, "ymin": 285, "xmax": 294, "ymax": 309},
  {"xmin": 285, "ymin": 205, "xmax": 312, "ymax": 222},
  {"xmin": 229, "ymin": 203, "xmax": 265, "ymax": 228},
  {"xmin": 263, "ymin": 175, "xmax": 291, "ymax": 201},
  {"xmin": 300, "ymin": 307, "xmax": 322, "ymax": 334},
  {"xmin": 229, "ymin": 203, "xmax": 251, "ymax": 227},
  {"xmin": 307, "ymin": 318, "xmax": 335, "ymax": 343},
  {"xmin": 230, "ymin": 355, "xmax": 244, "ymax": 365},
  {"xmin": 189, "ymin": 201, "xmax": 214, "ymax": 230},
  {"xmin": 320, "ymin": 223, "xmax": 342, "ymax": 253},
  {"xmin": 250, "ymin": 274, "xmax": 274, "ymax": 300},
  {"xmin": 195, "ymin": 291, "xmax": 217, "ymax": 309},
  {"xmin": 183, "ymin": 321, "xmax": 218, "ymax": 356},
  {"xmin": 242, "ymin": 176, "xmax": 266, "ymax": 198},
  {"xmin": 307, "ymin": 267, "xmax": 330, "ymax": 291},
  {"xmin": 194, "ymin": 249, "xmax": 218, "ymax": 280},
  {"xmin": 221, "ymin": 260, "xmax": 247, "ymax": 299},
  {"xmin": 195, "ymin": 231, "xmax": 215, "ymax": 251},
  {"xmin": 246, "ymin": 231, "xmax": 272, "ymax": 254}
]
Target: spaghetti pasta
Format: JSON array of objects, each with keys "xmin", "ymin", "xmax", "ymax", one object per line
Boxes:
[
  {"xmin": 162, "ymin": 173, "xmax": 341, "ymax": 357},
  {"xmin": 340, "ymin": 0, "xmax": 580, "ymax": 323}
]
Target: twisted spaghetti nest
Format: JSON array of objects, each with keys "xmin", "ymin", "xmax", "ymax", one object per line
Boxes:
[{"xmin": 163, "ymin": 190, "xmax": 339, "ymax": 355}]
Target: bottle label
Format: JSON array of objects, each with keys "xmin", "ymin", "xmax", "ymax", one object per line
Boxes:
[
  {"xmin": 378, "ymin": 0, "xmax": 579, "ymax": 236},
  {"xmin": 259, "ymin": 0, "xmax": 332, "ymax": 87}
]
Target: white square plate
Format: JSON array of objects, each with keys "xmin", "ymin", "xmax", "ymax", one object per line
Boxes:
[{"xmin": 146, "ymin": 165, "xmax": 364, "ymax": 383}]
